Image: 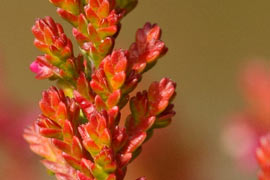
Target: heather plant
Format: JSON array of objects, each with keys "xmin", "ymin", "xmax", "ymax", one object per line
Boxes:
[
  {"xmin": 222, "ymin": 61, "xmax": 270, "ymax": 172},
  {"xmin": 257, "ymin": 134, "xmax": 270, "ymax": 180},
  {"xmin": 23, "ymin": 0, "xmax": 176, "ymax": 179},
  {"xmin": 220, "ymin": 61, "xmax": 270, "ymax": 180}
]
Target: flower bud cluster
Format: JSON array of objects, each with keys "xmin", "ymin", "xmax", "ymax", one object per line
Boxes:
[{"xmin": 25, "ymin": 0, "xmax": 176, "ymax": 179}]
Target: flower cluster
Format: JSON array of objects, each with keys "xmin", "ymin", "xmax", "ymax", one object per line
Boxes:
[{"xmin": 24, "ymin": 0, "xmax": 176, "ymax": 180}]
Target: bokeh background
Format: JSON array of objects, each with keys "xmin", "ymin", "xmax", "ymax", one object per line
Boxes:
[{"xmin": 2, "ymin": 0, "xmax": 270, "ymax": 179}]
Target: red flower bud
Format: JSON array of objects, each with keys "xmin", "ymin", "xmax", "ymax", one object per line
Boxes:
[
  {"xmin": 128, "ymin": 23, "xmax": 168, "ymax": 73},
  {"xmin": 32, "ymin": 16, "xmax": 73, "ymax": 59},
  {"xmin": 30, "ymin": 56, "xmax": 55, "ymax": 79}
]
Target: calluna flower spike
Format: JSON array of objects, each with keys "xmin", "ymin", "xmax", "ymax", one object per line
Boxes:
[{"xmin": 24, "ymin": 0, "xmax": 176, "ymax": 179}]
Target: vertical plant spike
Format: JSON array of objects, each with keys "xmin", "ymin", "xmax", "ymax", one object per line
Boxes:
[
  {"xmin": 257, "ymin": 134, "xmax": 270, "ymax": 180},
  {"xmin": 24, "ymin": 0, "xmax": 176, "ymax": 179}
]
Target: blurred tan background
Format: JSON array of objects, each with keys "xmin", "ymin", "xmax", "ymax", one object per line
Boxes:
[{"xmin": 2, "ymin": 0, "xmax": 270, "ymax": 179}]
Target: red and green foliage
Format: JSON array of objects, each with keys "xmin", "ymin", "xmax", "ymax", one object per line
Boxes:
[{"xmin": 25, "ymin": 0, "xmax": 176, "ymax": 179}]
